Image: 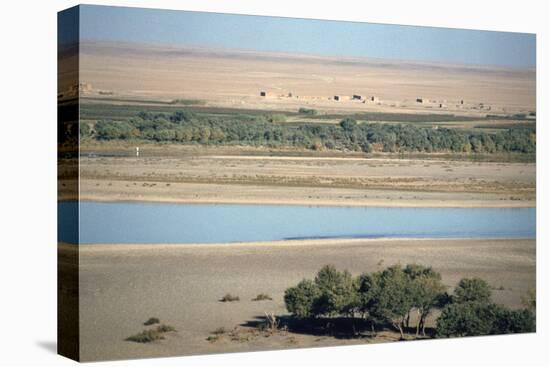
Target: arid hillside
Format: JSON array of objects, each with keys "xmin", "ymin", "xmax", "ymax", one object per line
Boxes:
[{"xmin": 78, "ymin": 41, "xmax": 536, "ymax": 116}]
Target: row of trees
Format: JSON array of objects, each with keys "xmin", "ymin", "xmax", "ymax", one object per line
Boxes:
[
  {"xmin": 83, "ymin": 110, "xmax": 536, "ymax": 155},
  {"xmin": 284, "ymin": 264, "xmax": 535, "ymax": 339}
]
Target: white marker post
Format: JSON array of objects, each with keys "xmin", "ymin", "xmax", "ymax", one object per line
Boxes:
[{"xmin": 136, "ymin": 146, "xmax": 140, "ymax": 157}]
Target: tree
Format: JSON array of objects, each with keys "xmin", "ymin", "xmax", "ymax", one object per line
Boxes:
[
  {"xmin": 339, "ymin": 118, "xmax": 357, "ymax": 132},
  {"xmin": 170, "ymin": 110, "xmax": 194, "ymax": 123},
  {"xmin": 404, "ymin": 264, "xmax": 448, "ymax": 336},
  {"xmin": 313, "ymin": 265, "xmax": 357, "ymax": 317},
  {"xmin": 356, "ymin": 271, "xmax": 383, "ymax": 331},
  {"xmin": 368, "ymin": 265, "xmax": 414, "ymax": 339},
  {"xmin": 284, "ymin": 279, "xmax": 320, "ymax": 319},
  {"xmin": 453, "ymin": 278, "xmax": 492, "ymax": 304}
]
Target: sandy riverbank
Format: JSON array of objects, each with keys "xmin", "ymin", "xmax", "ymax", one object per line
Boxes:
[
  {"xmin": 65, "ymin": 238, "xmax": 535, "ymax": 361},
  {"xmin": 70, "ymin": 151, "xmax": 535, "ymax": 208}
]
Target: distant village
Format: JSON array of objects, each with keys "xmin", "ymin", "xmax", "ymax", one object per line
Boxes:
[
  {"xmin": 259, "ymin": 90, "xmax": 497, "ymax": 113},
  {"xmin": 57, "ymin": 82, "xmax": 534, "ymax": 118}
]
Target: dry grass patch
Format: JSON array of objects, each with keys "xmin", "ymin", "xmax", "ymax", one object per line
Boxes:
[
  {"xmin": 212, "ymin": 327, "xmax": 227, "ymax": 335},
  {"xmin": 125, "ymin": 319, "xmax": 176, "ymax": 343},
  {"xmin": 125, "ymin": 329, "xmax": 165, "ymax": 343},
  {"xmin": 252, "ymin": 293, "xmax": 273, "ymax": 301},
  {"xmin": 219, "ymin": 293, "xmax": 240, "ymax": 302},
  {"xmin": 143, "ymin": 317, "xmax": 160, "ymax": 326}
]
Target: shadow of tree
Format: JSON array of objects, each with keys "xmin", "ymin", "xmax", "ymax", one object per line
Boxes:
[
  {"xmin": 241, "ymin": 315, "xmax": 375, "ymax": 340},
  {"xmin": 241, "ymin": 315, "xmax": 436, "ymax": 340}
]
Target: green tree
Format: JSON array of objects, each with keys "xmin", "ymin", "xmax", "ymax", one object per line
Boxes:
[
  {"xmin": 284, "ymin": 279, "xmax": 320, "ymax": 319},
  {"xmin": 368, "ymin": 265, "xmax": 414, "ymax": 338},
  {"xmin": 404, "ymin": 264, "xmax": 448, "ymax": 336},
  {"xmin": 313, "ymin": 265, "xmax": 357, "ymax": 317},
  {"xmin": 356, "ymin": 272, "xmax": 382, "ymax": 327},
  {"xmin": 453, "ymin": 278, "xmax": 492, "ymax": 304},
  {"xmin": 339, "ymin": 118, "xmax": 357, "ymax": 132},
  {"xmin": 170, "ymin": 110, "xmax": 194, "ymax": 123}
]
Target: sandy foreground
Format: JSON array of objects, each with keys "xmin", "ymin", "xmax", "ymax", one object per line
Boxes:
[
  {"xmin": 64, "ymin": 238, "xmax": 535, "ymax": 361},
  {"xmin": 73, "ymin": 151, "xmax": 536, "ymax": 208}
]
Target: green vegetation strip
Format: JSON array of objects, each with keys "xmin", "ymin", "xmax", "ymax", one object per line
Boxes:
[{"xmin": 75, "ymin": 107, "xmax": 535, "ymax": 157}]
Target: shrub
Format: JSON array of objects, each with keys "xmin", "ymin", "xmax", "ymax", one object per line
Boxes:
[
  {"xmin": 522, "ymin": 288, "xmax": 536, "ymax": 311},
  {"xmin": 156, "ymin": 324, "xmax": 176, "ymax": 333},
  {"xmin": 79, "ymin": 123, "xmax": 91, "ymax": 138},
  {"xmin": 125, "ymin": 329, "xmax": 165, "ymax": 343},
  {"xmin": 506, "ymin": 309, "xmax": 536, "ymax": 333},
  {"xmin": 252, "ymin": 293, "xmax": 273, "ymax": 301},
  {"xmin": 266, "ymin": 114, "xmax": 287, "ymax": 123},
  {"xmin": 143, "ymin": 317, "xmax": 160, "ymax": 326},
  {"xmin": 260, "ymin": 312, "xmax": 280, "ymax": 334},
  {"xmin": 220, "ymin": 293, "xmax": 240, "ymax": 302},
  {"xmin": 436, "ymin": 302, "xmax": 535, "ymax": 338},
  {"xmin": 298, "ymin": 107, "xmax": 318, "ymax": 115},
  {"xmin": 125, "ymin": 323, "xmax": 176, "ymax": 343},
  {"xmin": 453, "ymin": 278, "xmax": 492, "ymax": 304},
  {"xmin": 169, "ymin": 110, "xmax": 195, "ymax": 123},
  {"xmin": 212, "ymin": 327, "xmax": 227, "ymax": 335},
  {"xmin": 95, "ymin": 120, "xmax": 138, "ymax": 140}
]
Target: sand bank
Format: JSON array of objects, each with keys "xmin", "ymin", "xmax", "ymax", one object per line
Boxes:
[{"xmin": 66, "ymin": 238, "xmax": 535, "ymax": 361}]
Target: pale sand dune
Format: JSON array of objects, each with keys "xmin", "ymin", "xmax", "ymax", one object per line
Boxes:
[
  {"xmin": 70, "ymin": 238, "xmax": 535, "ymax": 361},
  {"xmin": 79, "ymin": 41, "xmax": 535, "ymax": 115}
]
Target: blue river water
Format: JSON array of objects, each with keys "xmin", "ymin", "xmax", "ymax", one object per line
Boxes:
[{"xmin": 58, "ymin": 201, "xmax": 536, "ymax": 244}]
